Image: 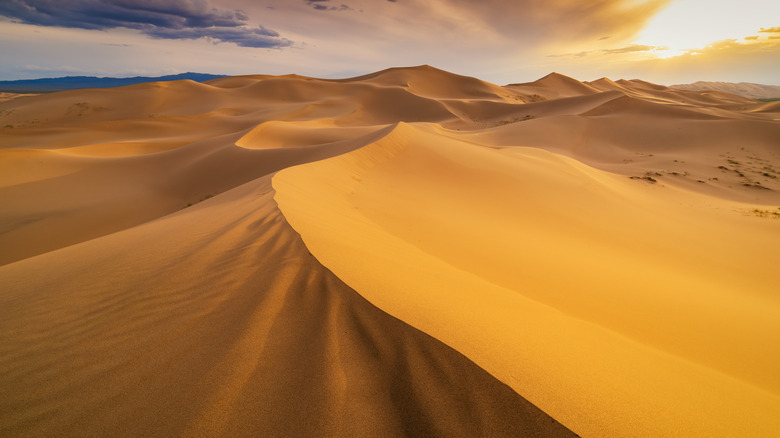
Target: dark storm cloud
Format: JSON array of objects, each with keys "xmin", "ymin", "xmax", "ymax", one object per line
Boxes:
[
  {"xmin": 146, "ymin": 24, "xmax": 288, "ymax": 48},
  {"xmin": 0, "ymin": 0, "xmax": 292, "ymax": 48}
]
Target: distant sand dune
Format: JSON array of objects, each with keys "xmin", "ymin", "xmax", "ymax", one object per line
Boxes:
[
  {"xmin": 507, "ymin": 72, "xmax": 600, "ymax": 99},
  {"xmin": 1, "ymin": 65, "xmax": 779, "ymax": 437},
  {"xmin": 671, "ymin": 81, "xmax": 780, "ymax": 100}
]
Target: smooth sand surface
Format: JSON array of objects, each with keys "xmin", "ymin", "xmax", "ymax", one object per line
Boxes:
[{"xmin": 2, "ymin": 65, "xmax": 779, "ymax": 436}]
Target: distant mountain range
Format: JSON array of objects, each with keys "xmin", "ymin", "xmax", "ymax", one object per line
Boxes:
[
  {"xmin": 671, "ymin": 81, "xmax": 780, "ymax": 100},
  {"xmin": 0, "ymin": 73, "xmax": 227, "ymax": 93}
]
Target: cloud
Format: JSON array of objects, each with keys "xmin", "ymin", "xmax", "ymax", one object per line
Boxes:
[
  {"xmin": 759, "ymin": 26, "xmax": 780, "ymax": 33},
  {"xmin": 438, "ymin": 0, "xmax": 672, "ymax": 44},
  {"xmin": 304, "ymin": 0, "xmax": 353, "ymax": 11},
  {"xmin": 0, "ymin": 0, "xmax": 291, "ymax": 48},
  {"xmin": 272, "ymin": 0, "xmax": 670, "ymax": 47},
  {"xmin": 636, "ymin": 37, "xmax": 780, "ymax": 84},
  {"xmin": 550, "ymin": 44, "xmax": 663, "ymax": 58},
  {"xmin": 146, "ymin": 24, "xmax": 290, "ymax": 48},
  {"xmin": 602, "ymin": 44, "xmax": 662, "ymax": 54}
]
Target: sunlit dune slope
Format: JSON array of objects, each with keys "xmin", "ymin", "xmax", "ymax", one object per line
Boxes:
[
  {"xmin": 2, "ymin": 65, "xmax": 779, "ymax": 437},
  {"xmin": 273, "ymin": 121, "xmax": 780, "ymax": 438},
  {"xmin": 271, "ymin": 69, "xmax": 780, "ymax": 437}
]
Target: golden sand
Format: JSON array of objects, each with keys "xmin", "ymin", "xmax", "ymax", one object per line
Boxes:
[{"xmin": 2, "ymin": 66, "xmax": 779, "ymax": 436}]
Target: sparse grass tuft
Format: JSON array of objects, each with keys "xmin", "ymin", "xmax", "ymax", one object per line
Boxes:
[
  {"xmin": 183, "ymin": 194, "xmax": 215, "ymax": 209},
  {"xmin": 491, "ymin": 114, "xmax": 535, "ymax": 127},
  {"xmin": 749, "ymin": 208, "xmax": 780, "ymax": 218}
]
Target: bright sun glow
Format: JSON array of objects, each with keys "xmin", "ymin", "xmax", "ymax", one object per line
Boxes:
[{"xmin": 636, "ymin": 0, "xmax": 780, "ymax": 55}]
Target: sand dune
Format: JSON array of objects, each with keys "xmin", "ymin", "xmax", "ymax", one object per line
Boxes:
[
  {"xmin": 0, "ymin": 92, "xmax": 35, "ymax": 103},
  {"xmin": 1, "ymin": 177, "xmax": 572, "ymax": 437},
  {"xmin": 1, "ymin": 66, "xmax": 779, "ymax": 437},
  {"xmin": 508, "ymin": 72, "xmax": 600, "ymax": 99},
  {"xmin": 274, "ymin": 122, "xmax": 780, "ymax": 437},
  {"xmin": 672, "ymin": 81, "xmax": 780, "ymax": 100}
]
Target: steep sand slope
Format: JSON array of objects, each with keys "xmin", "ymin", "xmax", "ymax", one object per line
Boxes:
[{"xmin": 0, "ymin": 176, "xmax": 574, "ymax": 437}]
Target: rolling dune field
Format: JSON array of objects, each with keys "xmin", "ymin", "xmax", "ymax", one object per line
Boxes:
[{"xmin": 1, "ymin": 66, "xmax": 779, "ymax": 437}]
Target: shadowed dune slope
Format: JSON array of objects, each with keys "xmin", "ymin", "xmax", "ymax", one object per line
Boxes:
[{"xmin": 0, "ymin": 176, "xmax": 575, "ymax": 438}]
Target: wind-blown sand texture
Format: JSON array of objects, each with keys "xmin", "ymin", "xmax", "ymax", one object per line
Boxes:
[{"xmin": 1, "ymin": 66, "xmax": 779, "ymax": 437}]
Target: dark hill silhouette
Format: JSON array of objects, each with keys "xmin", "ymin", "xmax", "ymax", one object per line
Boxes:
[{"xmin": 0, "ymin": 72, "xmax": 226, "ymax": 93}]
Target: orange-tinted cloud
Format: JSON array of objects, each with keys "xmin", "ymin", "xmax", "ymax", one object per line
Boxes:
[
  {"xmin": 638, "ymin": 37, "xmax": 780, "ymax": 84},
  {"xmin": 251, "ymin": 0, "xmax": 671, "ymax": 48},
  {"xmin": 442, "ymin": 0, "xmax": 672, "ymax": 43},
  {"xmin": 548, "ymin": 44, "xmax": 663, "ymax": 58}
]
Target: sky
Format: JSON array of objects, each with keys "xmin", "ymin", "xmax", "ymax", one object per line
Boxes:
[{"xmin": 0, "ymin": 0, "xmax": 778, "ymax": 85}]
